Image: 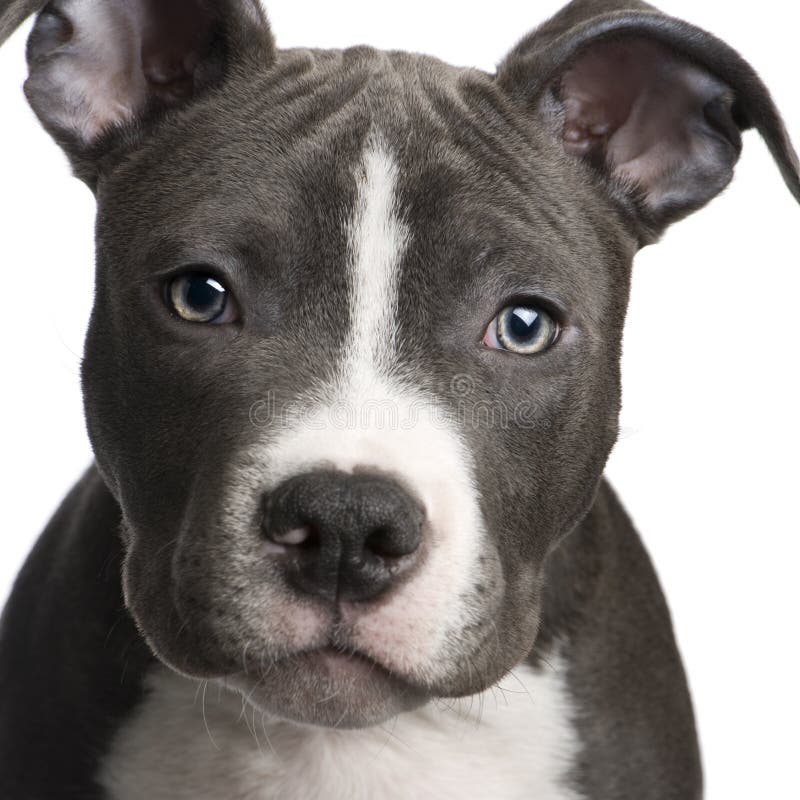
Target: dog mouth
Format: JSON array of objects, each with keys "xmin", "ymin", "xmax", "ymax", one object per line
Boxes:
[
  {"xmin": 253, "ymin": 640, "xmax": 417, "ymax": 690},
  {"xmin": 302, "ymin": 645, "xmax": 386, "ymax": 676},
  {"xmin": 227, "ymin": 642, "xmax": 429, "ymax": 728}
]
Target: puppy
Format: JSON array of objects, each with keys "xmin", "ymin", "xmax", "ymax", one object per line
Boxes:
[{"xmin": 0, "ymin": 1, "xmax": 797, "ymax": 798}]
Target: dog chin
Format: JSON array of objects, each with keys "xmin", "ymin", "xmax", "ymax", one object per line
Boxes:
[{"xmin": 226, "ymin": 648, "xmax": 429, "ymax": 729}]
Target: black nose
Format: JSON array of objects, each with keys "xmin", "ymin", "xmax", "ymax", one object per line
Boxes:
[{"xmin": 262, "ymin": 471, "xmax": 425, "ymax": 602}]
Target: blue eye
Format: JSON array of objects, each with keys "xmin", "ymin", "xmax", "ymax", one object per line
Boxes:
[
  {"xmin": 167, "ymin": 272, "xmax": 237, "ymax": 324},
  {"xmin": 484, "ymin": 304, "xmax": 559, "ymax": 355}
]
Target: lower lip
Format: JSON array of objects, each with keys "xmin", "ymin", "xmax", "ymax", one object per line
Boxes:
[
  {"xmin": 230, "ymin": 645, "xmax": 428, "ymax": 726},
  {"xmin": 310, "ymin": 647, "xmax": 382, "ymax": 679}
]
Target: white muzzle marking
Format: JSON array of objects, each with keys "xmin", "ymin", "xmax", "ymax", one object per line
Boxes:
[{"xmin": 230, "ymin": 138, "xmax": 498, "ymax": 681}]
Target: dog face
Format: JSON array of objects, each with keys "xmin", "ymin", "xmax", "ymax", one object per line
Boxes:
[
  {"xmin": 7, "ymin": 0, "xmax": 797, "ymax": 728},
  {"xmin": 84, "ymin": 48, "xmax": 633, "ymax": 727}
]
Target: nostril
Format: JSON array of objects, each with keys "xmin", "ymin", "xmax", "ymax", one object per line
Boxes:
[
  {"xmin": 364, "ymin": 527, "xmax": 394, "ymax": 558},
  {"xmin": 364, "ymin": 526, "xmax": 417, "ymax": 559}
]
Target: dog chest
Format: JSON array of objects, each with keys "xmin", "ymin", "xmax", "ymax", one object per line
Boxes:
[{"xmin": 98, "ymin": 662, "xmax": 582, "ymax": 800}]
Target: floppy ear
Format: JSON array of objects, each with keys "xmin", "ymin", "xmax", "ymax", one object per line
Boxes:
[
  {"xmin": 1, "ymin": 0, "xmax": 274, "ymax": 187},
  {"xmin": 0, "ymin": 0, "xmax": 44, "ymax": 43},
  {"xmin": 496, "ymin": 0, "xmax": 800, "ymax": 241}
]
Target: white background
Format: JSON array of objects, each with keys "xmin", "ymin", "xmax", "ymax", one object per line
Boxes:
[{"xmin": 0, "ymin": 1, "xmax": 797, "ymax": 797}]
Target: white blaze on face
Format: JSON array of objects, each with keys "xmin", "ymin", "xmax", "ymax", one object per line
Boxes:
[
  {"xmin": 245, "ymin": 138, "xmax": 498, "ymax": 681},
  {"xmin": 345, "ymin": 141, "xmax": 408, "ymax": 376}
]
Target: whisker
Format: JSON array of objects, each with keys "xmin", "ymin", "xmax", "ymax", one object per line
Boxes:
[
  {"xmin": 506, "ymin": 668, "xmax": 535, "ymax": 707},
  {"xmin": 201, "ymin": 680, "xmax": 221, "ymax": 751},
  {"xmin": 371, "ymin": 714, "xmax": 401, "ymax": 763}
]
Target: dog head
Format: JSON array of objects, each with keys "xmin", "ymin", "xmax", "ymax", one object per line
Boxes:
[{"xmin": 4, "ymin": 0, "xmax": 797, "ymax": 727}]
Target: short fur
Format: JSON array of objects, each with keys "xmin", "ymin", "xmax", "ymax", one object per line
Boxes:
[{"xmin": 0, "ymin": 1, "xmax": 797, "ymax": 798}]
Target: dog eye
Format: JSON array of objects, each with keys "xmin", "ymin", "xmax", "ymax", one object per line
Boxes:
[
  {"xmin": 483, "ymin": 304, "xmax": 559, "ymax": 355},
  {"xmin": 167, "ymin": 272, "xmax": 238, "ymax": 324}
]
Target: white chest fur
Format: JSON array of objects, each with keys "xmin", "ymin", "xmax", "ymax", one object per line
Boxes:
[{"xmin": 99, "ymin": 661, "xmax": 582, "ymax": 800}]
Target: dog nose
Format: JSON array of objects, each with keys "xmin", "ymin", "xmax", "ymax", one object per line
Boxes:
[{"xmin": 262, "ymin": 471, "xmax": 425, "ymax": 602}]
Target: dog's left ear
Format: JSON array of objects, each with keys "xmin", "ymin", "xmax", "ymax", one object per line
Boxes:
[{"xmin": 497, "ymin": 0, "xmax": 799, "ymax": 242}]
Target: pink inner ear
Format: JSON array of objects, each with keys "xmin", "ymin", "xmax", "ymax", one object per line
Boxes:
[
  {"xmin": 561, "ymin": 38, "xmax": 735, "ymax": 210},
  {"xmin": 25, "ymin": 0, "xmax": 221, "ymax": 145},
  {"xmin": 562, "ymin": 42, "xmax": 644, "ymax": 160},
  {"xmin": 140, "ymin": 0, "xmax": 218, "ymax": 102}
]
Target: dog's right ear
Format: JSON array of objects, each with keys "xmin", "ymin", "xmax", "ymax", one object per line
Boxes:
[{"xmin": 1, "ymin": 0, "xmax": 274, "ymax": 188}]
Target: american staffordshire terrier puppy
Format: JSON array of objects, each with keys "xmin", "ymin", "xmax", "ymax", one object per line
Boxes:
[{"xmin": 0, "ymin": 0, "xmax": 797, "ymax": 797}]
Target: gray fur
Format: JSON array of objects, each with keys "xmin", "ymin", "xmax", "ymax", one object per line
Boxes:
[{"xmin": 0, "ymin": 1, "xmax": 797, "ymax": 798}]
